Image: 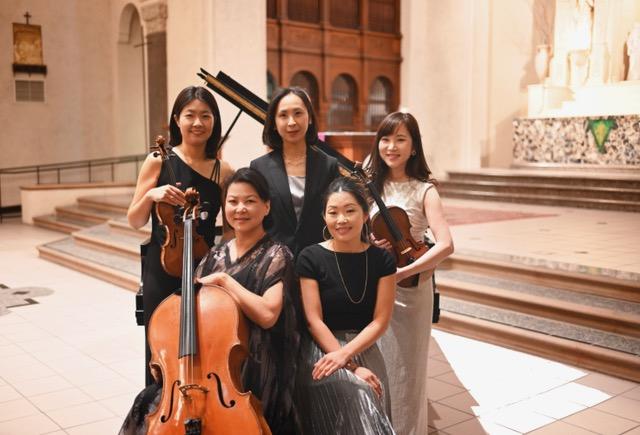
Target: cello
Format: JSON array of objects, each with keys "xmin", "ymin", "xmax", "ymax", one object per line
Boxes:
[{"xmin": 146, "ymin": 188, "xmax": 271, "ymax": 435}]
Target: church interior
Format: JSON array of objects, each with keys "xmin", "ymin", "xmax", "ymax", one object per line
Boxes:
[{"xmin": 0, "ymin": 0, "xmax": 639, "ymax": 434}]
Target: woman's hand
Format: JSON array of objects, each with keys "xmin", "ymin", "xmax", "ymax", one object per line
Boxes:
[
  {"xmin": 370, "ymin": 235, "xmax": 393, "ymax": 254},
  {"xmin": 146, "ymin": 184, "xmax": 185, "ymax": 206},
  {"xmin": 312, "ymin": 349, "xmax": 350, "ymax": 380},
  {"xmin": 354, "ymin": 366, "xmax": 383, "ymax": 398},
  {"xmin": 197, "ymin": 272, "xmax": 228, "ymax": 287}
]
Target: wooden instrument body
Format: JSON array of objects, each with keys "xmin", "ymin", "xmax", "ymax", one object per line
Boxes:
[
  {"xmin": 146, "ymin": 285, "xmax": 270, "ymax": 435},
  {"xmin": 371, "ymin": 206, "xmax": 429, "ymax": 287},
  {"xmin": 155, "ymin": 202, "xmax": 209, "ymax": 278}
]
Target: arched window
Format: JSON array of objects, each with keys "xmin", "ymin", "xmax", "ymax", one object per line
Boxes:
[
  {"xmin": 329, "ymin": 74, "xmax": 357, "ymax": 130},
  {"xmin": 267, "ymin": 71, "xmax": 277, "ymax": 101},
  {"xmin": 290, "ymin": 71, "xmax": 319, "ymax": 109},
  {"xmin": 330, "ymin": 0, "xmax": 359, "ymax": 29},
  {"xmin": 365, "ymin": 77, "xmax": 392, "ymax": 130},
  {"xmin": 289, "ymin": 0, "xmax": 320, "ymax": 23}
]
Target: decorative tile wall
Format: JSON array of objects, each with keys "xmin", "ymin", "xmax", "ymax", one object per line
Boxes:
[{"xmin": 513, "ymin": 115, "xmax": 640, "ymax": 166}]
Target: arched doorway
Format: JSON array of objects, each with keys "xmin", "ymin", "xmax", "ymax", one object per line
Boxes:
[{"xmin": 117, "ymin": 4, "xmax": 146, "ymax": 154}]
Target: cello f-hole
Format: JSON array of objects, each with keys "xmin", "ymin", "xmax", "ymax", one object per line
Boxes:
[
  {"xmin": 160, "ymin": 379, "xmax": 181, "ymax": 422},
  {"xmin": 207, "ymin": 372, "xmax": 236, "ymax": 408}
]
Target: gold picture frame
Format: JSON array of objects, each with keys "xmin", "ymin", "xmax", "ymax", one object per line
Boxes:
[{"xmin": 13, "ymin": 23, "xmax": 44, "ymax": 66}]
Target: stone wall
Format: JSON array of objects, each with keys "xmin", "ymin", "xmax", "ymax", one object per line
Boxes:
[{"xmin": 513, "ymin": 115, "xmax": 640, "ymax": 166}]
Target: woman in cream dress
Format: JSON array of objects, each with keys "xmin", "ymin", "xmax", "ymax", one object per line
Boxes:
[{"xmin": 366, "ymin": 112, "xmax": 454, "ymax": 435}]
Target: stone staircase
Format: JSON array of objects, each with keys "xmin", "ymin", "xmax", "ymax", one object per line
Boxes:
[
  {"xmin": 434, "ymin": 252, "xmax": 640, "ymax": 382},
  {"xmin": 35, "ymin": 194, "xmax": 146, "ymax": 291},
  {"xmin": 33, "ymin": 193, "xmax": 640, "ymax": 381},
  {"xmin": 439, "ymin": 169, "xmax": 640, "ymax": 212}
]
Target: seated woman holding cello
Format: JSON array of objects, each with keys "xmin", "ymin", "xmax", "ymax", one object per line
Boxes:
[{"xmin": 119, "ymin": 168, "xmax": 301, "ymax": 435}]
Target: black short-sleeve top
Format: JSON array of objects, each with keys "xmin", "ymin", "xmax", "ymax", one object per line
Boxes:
[{"xmin": 296, "ymin": 244, "xmax": 396, "ymax": 331}]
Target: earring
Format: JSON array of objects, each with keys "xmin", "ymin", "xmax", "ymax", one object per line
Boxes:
[
  {"xmin": 361, "ymin": 222, "xmax": 371, "ymax": 242},
  {"xmin": 322, "ymin": 225, "xmax": 332, "ymax": 241},
  {"xmin": 411, "ymin": 150, "xmax": 417, "ymax": 156}
]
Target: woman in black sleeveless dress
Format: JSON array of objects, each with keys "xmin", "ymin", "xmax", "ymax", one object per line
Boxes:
[{"xmin": 126, "ymin": 86, "xmax": 233, "ymax": 386}]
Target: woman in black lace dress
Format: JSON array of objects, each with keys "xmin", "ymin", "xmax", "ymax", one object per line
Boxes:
[{"xmin": 120, "ymin": 168, "xmax": 301, "ymax": 435}]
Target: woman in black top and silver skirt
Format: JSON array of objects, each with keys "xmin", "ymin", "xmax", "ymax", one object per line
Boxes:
[{"xmin": 295, "ymin": 177, "xmax": 397, "ymax": 435}]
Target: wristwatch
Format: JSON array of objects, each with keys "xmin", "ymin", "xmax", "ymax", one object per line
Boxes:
[{"xmin": 345, "ymin": 359, "xmax": 358, "ymax": 372}]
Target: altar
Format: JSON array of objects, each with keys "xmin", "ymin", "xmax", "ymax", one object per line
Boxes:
[{"xmin": 518, "ymin": 0, "xmax": 640, "ymax": 168}]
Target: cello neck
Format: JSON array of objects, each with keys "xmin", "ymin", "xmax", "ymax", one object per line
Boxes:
[{"xmin": 179, "ymin": 217, "xmax": 197, "ymax": 359}]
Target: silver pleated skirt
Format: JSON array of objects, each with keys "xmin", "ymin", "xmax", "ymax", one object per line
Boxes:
[{"xmin": 295, "ymin": 331, "xmax": 396, "ymax": 435}]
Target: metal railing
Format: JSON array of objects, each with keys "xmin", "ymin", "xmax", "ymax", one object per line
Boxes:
[{"xmin": 0, "ymin": 154, "xmax": 147, "ymax": 222}]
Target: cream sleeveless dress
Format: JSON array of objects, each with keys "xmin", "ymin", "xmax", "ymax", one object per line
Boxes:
[{"xmin": 370, "ymin": 179, "xmax": 434, "ymax": 435}]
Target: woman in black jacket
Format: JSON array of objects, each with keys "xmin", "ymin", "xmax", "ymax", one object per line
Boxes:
[{"xmin": 250, "ymin": 87, "xmax": 339, "ymax": 257}]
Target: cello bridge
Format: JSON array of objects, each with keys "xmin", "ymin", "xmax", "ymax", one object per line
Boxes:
[{"xmin": 179, "ymin": 383, "xmax": 209, "ymax": 396}]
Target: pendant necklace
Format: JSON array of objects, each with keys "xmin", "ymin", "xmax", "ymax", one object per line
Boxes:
[{"xmin": 332, "ymin": 241, "xmax": 368, "ymax": 304}]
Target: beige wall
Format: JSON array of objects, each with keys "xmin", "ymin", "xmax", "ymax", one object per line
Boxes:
[
  {"xmin": 166, "ymin": 0, "xmax": 267, "ymax": 171},
  {"xmin": 401, "ymin": 0, "xmax": 541, "ymax": 176},
  {"xmin": 1, "ymin": 0, "xmax": 116, "ymax": 168}
]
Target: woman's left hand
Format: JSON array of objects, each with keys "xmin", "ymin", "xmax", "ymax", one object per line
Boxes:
[
  {"xmin": 197, "ymin": 272, "xmax": 227, "ymax": 287},
  {"xmin": 312, "ymin": 349, "xmax": 350, "ymax": 380}
]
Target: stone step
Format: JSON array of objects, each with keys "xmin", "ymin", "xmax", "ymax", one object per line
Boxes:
[
  {"xmin": 108, "ymin": 217, "xmax": 151, "ymax": 237},
  {"xmin": 77, "ymin": 194, "xmax": 131, "ymax": 214},
  {"xmin": 435, "ymin": 309, "xmax": 640, "ymax": 382},
  {"xmin": 441, "ymin": 253, "xmax": 640, "ymax": 303},
  {"xmin": 72, "ymin": 223, "xmax": 148, "ymax": 259},
  {"xmin": 437, "ymin": 272, "xmax": 640, "ymax": 338},
  {"xmin": 55, "ymin": 204, "xmax": 126, "ymax": 224},
  {"xmin": 441, "ymin": 180, "xmax": 640, "ymax": 202},
  {"xmin": 439, "ymin": 188, "xmax": 640, "ymax": 212},
  {"xmin": 38, "ymin": 237, "xmax": 139, "ymax": 291},
  {"xmin": 32, "ymin": 214, "xmax": 94, "ymax": 234},
  {"xmin": 446, "ymin": 169, "xmax": 640, "ymax": 189}
]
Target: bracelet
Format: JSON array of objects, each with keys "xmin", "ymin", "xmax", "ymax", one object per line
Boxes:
[{"xmin": 344, "ymin": 359, "xmax": 358, "ymax": 372}]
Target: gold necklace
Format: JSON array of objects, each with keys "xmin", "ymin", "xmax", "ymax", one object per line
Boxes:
[
  {"xmin": 283, "ymin": 153, "xmax": 306, "ymax": 166},
  {"xmin": 332, "ymin": 242, "xmax": 369, "ymax": 304}
]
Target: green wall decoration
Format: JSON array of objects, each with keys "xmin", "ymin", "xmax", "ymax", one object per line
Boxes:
[{"xmin": 587, "ymin": 118, "xmax": 617, "ymax": 154}]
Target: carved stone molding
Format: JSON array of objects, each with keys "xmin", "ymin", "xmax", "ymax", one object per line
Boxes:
[{"xmin": 141, "ymin": 1, "xmax": 167, "ymax": 34}]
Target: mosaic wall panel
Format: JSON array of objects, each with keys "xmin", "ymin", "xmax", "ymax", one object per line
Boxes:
[{"xmin": 513, "ymin": 115, "xmax": 640, "ymax": 166}]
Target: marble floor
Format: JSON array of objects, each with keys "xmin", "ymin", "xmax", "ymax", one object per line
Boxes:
[{"xmin": 0, "ymin": 198, "xmax": 639, "ymax": 434}]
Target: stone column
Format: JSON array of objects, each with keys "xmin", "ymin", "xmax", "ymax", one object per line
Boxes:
[
  {"xmin": 141, "ymin": 1, "xmax": 168, "ymax": 141},
  {"xmin": 588, "ymin": 0, "xmax": 610, "ymax": 84},
  {"xmin": 549, "ymin": 0, "xmax": 574, "ymax": 86}
]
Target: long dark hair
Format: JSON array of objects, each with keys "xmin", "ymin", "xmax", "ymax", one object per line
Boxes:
[
  {"xmin": 262, "ymin": 87, "xmax": 319, "ymax": 151},
  {"xmin": 323, "ymin": 177, "xmax": 370, "ymax": 242},
  {"xmin": 365, "ymin": 111, "xmax": 436, "ymax": 193},
  {"xmin": 168, "ymin": 86, "xmax": 222, "ymax": 159}
]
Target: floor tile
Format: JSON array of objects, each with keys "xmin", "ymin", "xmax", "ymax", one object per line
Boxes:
[
  {"xmin": 46, "ymin": 402, "xmax": 114, "ymax": 429},
  {"xmin": 427, "ymin": 378, "xmax": 467, "ymax": 401},
  {"xmin": 0, "ymin": 398, "xmax": 40, "ymax": 422},
  {"xmin": 562, "ymin": 408, "xmax": 638, "ymax": 435},
  {"xmin": 445, "ymin": 417, "xmax": 521, "ymax": 435},
  {"xmin": 593, "ymin": 396, "xmax": 640, "ymax": 423},
  {"xmin": 0, "ymin": 412, "xmax": 60, "ymax": 435},
  {"xmin": 575, "ymin": 372, "xmax": 638, "ymax": 396},
  {"xmin": 428, "ymin": 402, "xmax": 475, "ymax": 431},
  {"xmin": 65, "ymin": 416, "xmax": 123, "ymax": 435},
  {"xmin": 486, "ymin": 405, "xmax": 554, "ymax": 433},
  {"xmin": 623, "ymin": 386, "xmax": 640, "ymax": 402},
  {"xmin": 0, "ymin": 384, "xmax": 22, "ymax": 403},
  {"xmin": 437, "ymin": 391, "xmax": 481, "ymax": 416},
  {"xmin": 527, "ymin": 420, "xmax": 599, "ymax": 434},
  {"xmin": 29, "ymin": 388, "xmax": 94, "ymax": 412},
  {"xmin": 10, "ymin": 375, "xmax": 74, "ymax": 397}
]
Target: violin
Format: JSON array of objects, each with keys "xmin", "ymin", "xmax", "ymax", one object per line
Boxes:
[
  {"xmin": 353, "ymin": 165, "xmax": 429, "ymax": 287},
  {"xmin": 151, "ymin": 136, "xmax": 209, "ymax": 278},
  {"xmin": 146, "ymin": 188, "xmax": 271, "ymax": 435}
]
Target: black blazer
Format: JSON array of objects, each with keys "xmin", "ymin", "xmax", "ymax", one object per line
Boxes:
[{"xmin": 250, "ymin": 146, "xmax": 339, "ymax": 257}]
